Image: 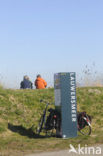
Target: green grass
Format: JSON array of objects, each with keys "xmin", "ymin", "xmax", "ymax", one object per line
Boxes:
[{"xmin": 0, "ymin": 87, "xmax": 103, "ymax": 155}]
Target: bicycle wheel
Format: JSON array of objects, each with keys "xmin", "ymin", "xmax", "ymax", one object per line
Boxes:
[
  {"xmin": 79, "ymin": 125, "xmax": 91, "ymax": 135},
  {"xmin": 36, "ymin": 115, "xmax": 44, "ymax": 134}
]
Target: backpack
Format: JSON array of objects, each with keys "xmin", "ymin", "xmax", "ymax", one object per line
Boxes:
[{"xmin": 77, "ymin": 112, "xmax": 92, "ymax": 129}]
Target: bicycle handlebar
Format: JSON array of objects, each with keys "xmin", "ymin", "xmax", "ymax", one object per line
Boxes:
[
  {"xmin": 40, "ymin": 99, "xmax": 54, "ymax": 105},
  {"xmin": 40, "ymin": 99, "xmax": 50, "ymax": 104}
]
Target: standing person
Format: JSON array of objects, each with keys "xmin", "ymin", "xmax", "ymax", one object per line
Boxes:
[
  {"xmin": 35, "ymin": 74, "xmax": 47, "ymax": 89},
  {"xmin": 20, "ymin": 75, "xmax": 33, "ymax": 89}
]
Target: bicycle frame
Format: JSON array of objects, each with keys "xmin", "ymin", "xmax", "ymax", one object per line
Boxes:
[{"xmin": 42, "ymin": 103, "xmax": 49, "ymax": 127}]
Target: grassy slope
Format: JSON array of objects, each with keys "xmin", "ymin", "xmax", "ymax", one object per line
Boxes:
[{"xmin": 0, "ymin": 87, "xmax": 103, "ymax": 155}]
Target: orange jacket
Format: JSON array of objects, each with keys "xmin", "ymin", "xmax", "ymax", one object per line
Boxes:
[{"xmin": 35, "ymin": 77, "xmax": 47, "ymax": 89}]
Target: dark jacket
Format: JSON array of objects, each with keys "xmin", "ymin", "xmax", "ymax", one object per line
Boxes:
[{"xmin": 20, "ymin": 79, "xmax": 33, "ymax": 89}]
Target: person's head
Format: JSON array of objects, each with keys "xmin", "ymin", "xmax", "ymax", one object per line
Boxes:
[
  {"xmin": 24, "ymin": 75, "xmax": 28, "ymax": 80},
  {"xmin": 26, "ymin": 76, "xmax": 30, "ymax": 80},
  {"xmin": 37, "ymin": 74, "xmax": 41, "ymax": 78}
]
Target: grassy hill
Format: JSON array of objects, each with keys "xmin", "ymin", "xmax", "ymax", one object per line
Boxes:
[{"xmin": 0, "ymin": 87, "xmax": 103, "ymax": 156}]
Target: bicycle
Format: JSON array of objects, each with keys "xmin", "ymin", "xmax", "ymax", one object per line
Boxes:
[
  {"xmin": 36, "ymin": 100, "xmax": 92, "ymax": 136},
  {"xmin": 36, "ymin": 100, "xmax": 49, "ymax": 134},
  {"xmin": 36, "ymin": 100, "xmax": 60, "ymax": 136}
]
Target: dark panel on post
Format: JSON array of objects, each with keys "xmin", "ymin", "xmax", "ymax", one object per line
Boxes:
[
  {"xmin": 60, "ymin": 73, "xmax": 77, "ymax": 138},
  {"xmin": 54, "ymin": 72, "xmax": 77, "ymax": 138}
]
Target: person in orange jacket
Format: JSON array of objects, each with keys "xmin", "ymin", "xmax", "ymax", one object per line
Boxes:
[{"xmin": 35, "ymin": 74, "xmax": 47, "ymax": 89}]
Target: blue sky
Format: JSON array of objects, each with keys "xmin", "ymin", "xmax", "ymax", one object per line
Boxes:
[{"xmin": 0, "ymin": 0, "xmax": 103, "ymax": 88}]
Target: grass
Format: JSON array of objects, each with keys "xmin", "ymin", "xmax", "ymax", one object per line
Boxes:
[{"xmin": 0, "ymin": 87, "xmax": 103, "ymax": 155}]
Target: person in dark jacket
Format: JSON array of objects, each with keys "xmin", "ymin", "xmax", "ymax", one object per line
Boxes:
[{"xmin": 20, "ymin": 75, "xmax": 33, "ymax": 89}]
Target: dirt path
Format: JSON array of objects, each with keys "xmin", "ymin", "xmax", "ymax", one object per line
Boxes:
[{"xmin": 26, "ymin": 144, "xmax": 103, "ymax": 156}]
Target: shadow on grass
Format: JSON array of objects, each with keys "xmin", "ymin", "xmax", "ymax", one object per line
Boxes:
[{"xmin": 8, "ymin": 123, "xmax": 55, "ymax": 139}]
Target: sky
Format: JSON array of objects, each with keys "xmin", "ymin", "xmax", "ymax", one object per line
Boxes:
[{"xmin": 0, "ymin": 0, "xmax": 103, "ymax": 88}]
